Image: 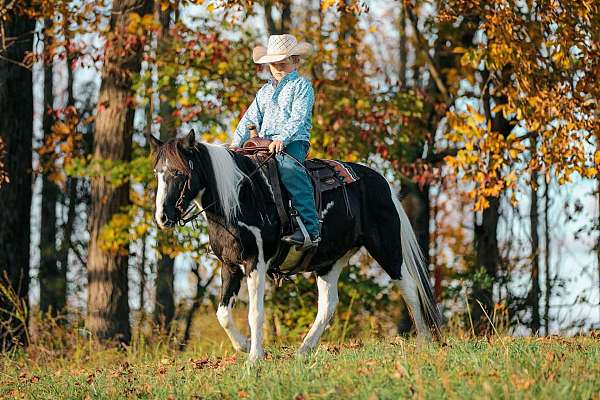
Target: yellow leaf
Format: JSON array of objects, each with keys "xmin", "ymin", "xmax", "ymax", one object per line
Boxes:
[
  {"xmin": 491, "ymin": 104, "xmax": 504, "ymax": 114},
  {"xmin": 475, "ymin": 196, "xmax": 490, "ymax": 211},
  {"xmin": 368, "ymin": 25, "xmax": 377, "ymax": 33},
  {"xmin": 207, "ymin": 3, "xmax": 215, "ymax": 12},
  {"xmin": 584, "ymin": 167, "xmax": 597, "ymax": 177},
  {"xmin": 321, "ymin": 0, "xmax": 337, "ymax": 10},
  {"xmin": 127, "ymin": 12, "xmax": 141, "ymax": 33},
  {"xmin": 141, "ymin": 14, "xmax": 155, "ymax": 27},
  {"xmin": 472, "ymin": 112, "xmax": 486, "ymax": 124},
  {"xmin": 52, "ymin": 121, "xmax": 71, "ymax": 135},
  {"xmin": 594, "ymin": 150, "xmax": 600, "ymax": 166}
]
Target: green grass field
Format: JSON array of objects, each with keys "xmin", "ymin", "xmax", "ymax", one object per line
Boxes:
[{"xmin": 1, "ymin": 335, "xmax": 598, "ymax": 399}]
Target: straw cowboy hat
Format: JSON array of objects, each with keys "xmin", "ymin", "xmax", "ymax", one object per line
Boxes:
[{"xmin": 252, "ymin": 34, "xmax": 313, "ymax": 64}]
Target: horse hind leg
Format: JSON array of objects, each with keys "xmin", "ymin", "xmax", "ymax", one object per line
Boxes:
[
  {"xmin": 395, "ymin": 267, "xmax": 431, "ymax": 338},
  {"xmin": 297, "ymin": 251, "xmax": 354, "ymax": 354},
  {"xmin": 364, "ymin": 238, "xmax": 431, "ymax": 338},
  {"xmin": 362, "ymin": 216, "xmax": 434, "ymax": 338}
]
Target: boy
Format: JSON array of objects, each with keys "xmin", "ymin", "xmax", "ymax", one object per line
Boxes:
[{"xmin": 232, "ymin": 34, "xmax": 320, "ymax": 249}]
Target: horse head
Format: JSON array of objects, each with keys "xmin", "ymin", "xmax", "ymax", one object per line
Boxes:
[
  {"xmin": 150, "ymin": 130, "xmax": 204, "ymax": 230},
  {"xmin": 150, "ymin": 130, "xmax": 247, "ymax": 230}
]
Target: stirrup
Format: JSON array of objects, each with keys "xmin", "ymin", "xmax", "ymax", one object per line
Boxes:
[{"xmin": 282, "ymin": 216, "xmax": 320, "ymax": 250}]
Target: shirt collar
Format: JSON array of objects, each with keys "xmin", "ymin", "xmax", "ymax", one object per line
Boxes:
[{"xmin": 269, "ymin": 70, "xmax": 299, "ymax": 87}]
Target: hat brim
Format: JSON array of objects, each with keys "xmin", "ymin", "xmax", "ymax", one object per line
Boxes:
[{"xmin": 252, "ymin": 42, "xmax": 313, "ymax": 64}]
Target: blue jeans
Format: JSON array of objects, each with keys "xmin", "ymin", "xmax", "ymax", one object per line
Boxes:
[{"xmin": 276, "ymin": 141, "xmax": 320, "ymax": 237}]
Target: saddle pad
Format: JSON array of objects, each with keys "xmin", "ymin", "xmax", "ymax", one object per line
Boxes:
[
  {"xmin": 305, "ymin": 159, "xmax": 359, "ymax": 186},
  {"xmin": 318, "ymin": 159, "xmax": 359, "ymax": 185}
]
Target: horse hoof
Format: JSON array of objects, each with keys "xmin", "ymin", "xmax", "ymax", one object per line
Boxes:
[
  {"xmin": 235, "ymin": 337, "xmax": 251, "ymax": 353},
  {"xmin": 296, "ymin": 345, "xmax": 314, "ymax": 356},
  {"xmin": 247, "ymin": 351, "xmax": 264, "ymax": 364}
]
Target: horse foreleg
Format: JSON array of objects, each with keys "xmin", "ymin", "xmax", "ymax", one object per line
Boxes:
[
  {"xmin": 216, "ymin": 264, "xmax": 249, "ymax": 352},
  {"xmin": 297, "ymin": 254, "xmax": 350, "ymax": 354},
  {"xmin": 246, "ymin": 258, "xmax": 267, "ymax": 363}
]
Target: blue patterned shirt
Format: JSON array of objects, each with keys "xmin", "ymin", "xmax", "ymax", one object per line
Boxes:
[{"xmin": 232, "ymin": 70, "xmax": 314, "ymax": 147}]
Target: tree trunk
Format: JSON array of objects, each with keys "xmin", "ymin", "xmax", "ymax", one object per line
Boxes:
[
  {"xmin": 472, "ymin": 196, "xmax": 500, "ymax": 333},
  {"xmin": 471, "ymin": 72, "xmax": 512, "ymax": 335},
  {"xmin": 154, "ymin": 254, "xmax": 175, "ymax": 328},
  {"xmin": 139, "ymin": 235, "xmax": 147, "ymax": 320},
  {"xmin": 0, "ymin": 8, "xmax": 35, "ymax": 349},
  {"xmin": 263, "ymin": 0, "xmax": 291, "ymax": 35},
  {"xmin": 544, "ymin": 177, "xmax": 551, "ymax": 335},
  {"xmin": 39, "ymin": 27, "xmax": 64, "ymax": 315},
  {"xmin": 153, "ymin": 5, "xmax": 176, "ymax": 329},
  {"xmin": 398, "ymin": 4, "xmax": 407, "ymax": 89},
  {"xmin": 529, "ymin": 138, "xmax": 541, "ymax": 334},
  {"xmin": 86, "ymin": 0, "xmax": 153, "ymax": 344}
]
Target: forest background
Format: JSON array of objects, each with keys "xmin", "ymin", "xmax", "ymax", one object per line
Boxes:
[{"xmin": 0, "ymin": 0, "xmax": 598, "ymax": 352}]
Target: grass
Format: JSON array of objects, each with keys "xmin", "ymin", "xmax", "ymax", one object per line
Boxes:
[{"xmin": 1, "ymin": 334, "xmax": 598, "ymax": 399}]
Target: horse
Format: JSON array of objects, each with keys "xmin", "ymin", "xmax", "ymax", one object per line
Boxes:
[{"xmin": 150, "ymin": 130, "xmax": 442, "ymax": 362}]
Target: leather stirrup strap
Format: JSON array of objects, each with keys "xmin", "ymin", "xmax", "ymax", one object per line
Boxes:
[{"xmin": 265, "ymin": 157, "xmax": 289, "ymax": 234}]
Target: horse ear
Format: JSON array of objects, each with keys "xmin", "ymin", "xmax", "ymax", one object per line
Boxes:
[
  {"xmin": 182, "ymin": 129, "xmax": 196, "ymax": 150},
  {"xmin": 149, "ymin": 135, "xmax": 163, "ymax": 152}
]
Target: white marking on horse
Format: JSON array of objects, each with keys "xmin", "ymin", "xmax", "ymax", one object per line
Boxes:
[
  {"xmin": 298, "ymin": 249, "xmax": 356, "ymax": 353},
  {"xmin": 216, "ymin": 296, "xmax": 249, "ymax": 352},
  {"xmin": 238, "ymin": 221, "xmax": 268, "ymax": 362},
  {"xmin": 321, "ymin": 201, "xmax": 335, "ymax": 218},
  {"xmin": 258, "ymin": 169, "xmax": 274, "ymax": 199},
  {"xmin": 203, "ymin": 143, "xmax": 247, "ymax": 223},
  {"xmin": 155, "ymin": 160, "xmax": 169, "ymax": 229}
]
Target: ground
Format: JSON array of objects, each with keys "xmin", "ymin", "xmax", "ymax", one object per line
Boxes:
[{"xmin": 1, "ymin": 335, "xmax": 598, "ymax": 399}]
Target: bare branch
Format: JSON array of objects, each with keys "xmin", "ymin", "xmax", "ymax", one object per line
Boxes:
[{"xmin": 406, "ymin": 6, "xmax": 449, "ymax": 101}]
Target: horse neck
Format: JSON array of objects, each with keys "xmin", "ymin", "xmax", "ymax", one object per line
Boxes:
[
  {"xmin": 230, "ymin": 152, "xmax": 279, "ymax": 212},
  {"xmin": 190, "ymin": 147, "xmax": 222, "ymax": 215}
]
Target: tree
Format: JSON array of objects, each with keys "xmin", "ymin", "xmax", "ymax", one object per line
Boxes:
[
  {"xmin": 0, "ymin": 4, "xmax": 36, "ymax": 348},
  {"xmin": 440, "ymin": 0, "xmax": 598, "ymax": 332},
  {"xmin": 264, "ymin": 0, "xmax": 291, "ymax": 35},
  {"xmin": 86, "ymin": 0, "xmax": 153, "ymax": 344},
  {"xmin": 39, "ymin": 18, "xmax": 66, "ymax": 316},
  {"xmin": 153, "ymin": 4, "xmax": 175, "ymax": 330}
]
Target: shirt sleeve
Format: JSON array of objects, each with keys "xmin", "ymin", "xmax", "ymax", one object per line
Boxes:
[
  {"xmin": 232, "ymin": 91, "xmax": 264, "ymax": 147},
  {"xmin": 271, "ymin": 80, "xmax": 314, "ymax": 146}
]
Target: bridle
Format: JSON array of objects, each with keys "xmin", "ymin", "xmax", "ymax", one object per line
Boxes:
[{"xmin": 172, "ymin": 147, "xmax": 278, "ymax": 227}]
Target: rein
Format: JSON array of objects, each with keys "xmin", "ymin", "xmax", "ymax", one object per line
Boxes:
[{"xmin": 177, "ymin": 149, "xmax": 277, "ymax": 226}]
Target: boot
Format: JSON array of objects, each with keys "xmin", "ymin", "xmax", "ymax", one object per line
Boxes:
[{"xmin": 282, "ymin": 229, "xmax": 321, "ymax": 250}]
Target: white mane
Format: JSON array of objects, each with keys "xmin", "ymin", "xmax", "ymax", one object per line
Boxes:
[{"xmin": 203, "ymin": 143, "xmax": 247, "ymax": 223}]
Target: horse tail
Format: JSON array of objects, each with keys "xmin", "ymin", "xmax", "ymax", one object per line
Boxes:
[{"xmin": 389, "ymin": 183, "xmax": 443, "ymax": 338}]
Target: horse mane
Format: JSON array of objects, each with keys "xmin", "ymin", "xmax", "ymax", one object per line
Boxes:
[
  {"xmin": 155, "ymin": 139, "xmax": 247, "ymax": 224},
  {"xmin": 202, "ymin": 142, "xmax": 247, "ymax": 224}
]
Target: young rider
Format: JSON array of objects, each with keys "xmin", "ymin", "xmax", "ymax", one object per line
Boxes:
[{"xmin": 232, "ymin": 34, "xmax": 320, "ymax": 249}]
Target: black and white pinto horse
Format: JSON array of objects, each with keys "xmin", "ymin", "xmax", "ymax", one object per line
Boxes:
[{"xmin": 151, "ymin": 131, "xmax": 441, "ymax": 362}]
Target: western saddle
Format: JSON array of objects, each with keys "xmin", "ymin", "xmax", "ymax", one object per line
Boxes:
[{"xmin": 231, "ymin": 136, "xmax": 359, "ymax": 239}]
